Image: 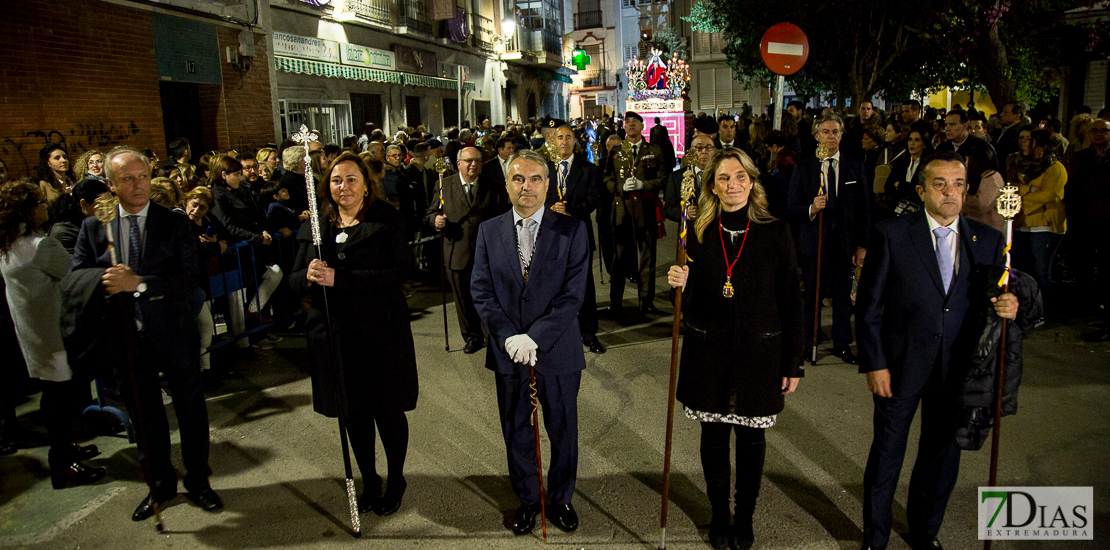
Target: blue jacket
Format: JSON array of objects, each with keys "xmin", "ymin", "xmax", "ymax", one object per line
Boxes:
[
  {"xmin": 855, "ymin": 211, "xmax": 1003, "ymax": 397},
  {"xmin": 471, "ymin": 208, "xmax": 589, "ymax": 376}
]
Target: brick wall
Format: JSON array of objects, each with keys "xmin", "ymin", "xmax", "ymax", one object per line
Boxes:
[
  {"xmin": 0, "ymin": 0, "xmax": 166, "ymax": 180},
  {"xmin": 200, "ymin": 27, "xmax": 277, "ymax": 155},
  {"xmin": 0, "ymin": 0, "xmax": 276, "ymax": 181}
]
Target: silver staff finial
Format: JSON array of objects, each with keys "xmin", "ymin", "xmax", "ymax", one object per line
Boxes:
[{"xmin": 292, "ymin": 125, "xmax": 322, "ymax": 246}]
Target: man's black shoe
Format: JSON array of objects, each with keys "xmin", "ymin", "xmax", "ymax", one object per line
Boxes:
[
  {"xmin": 583, "ymin": 336, "xmax": 605, "ymax": 354},
  {"xmin": 550, "ymin": 503, "xmax": 579, "ymax": 532},
  {"xmin": 511, "ymin": 504, "xmax": 540, "ymax": 535},
  {"xmin": 132, "ymin": 493, "xmax": 174, "ymax": 521},
  {"xmin": 50, "ymin": 461, "xmax": 106, "ymax": 489},
  {"xmin": 463, "ymin": 338, "xmax": 484, "ymax": 354},
  {"xmin": 904, "ymin": 533, "xmax": 944, "ymax": 550},
  {"xmin": 185, "ymin": 487, "xmax": 224, "ymax": 512},
  {"xmin": 831, "ymin": 347, "xmax": 859, "ymax": 365},
  {"xmin": 640, "ymin": 303, "xmax": 660, "ymax": 315},
  {"xmin": 70, "ymin": 443, "xmax": 100, "ymax": 462}
]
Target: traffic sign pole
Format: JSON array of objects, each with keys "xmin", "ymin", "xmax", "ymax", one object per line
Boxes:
[{"xmin": 773, "ymin": 75, "xmax": 785, "ymax": 130}]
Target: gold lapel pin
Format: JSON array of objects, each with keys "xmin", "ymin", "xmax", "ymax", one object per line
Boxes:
[{"xmin": 972, "ymin": 235, "xmax": 977, "ymax": 242}]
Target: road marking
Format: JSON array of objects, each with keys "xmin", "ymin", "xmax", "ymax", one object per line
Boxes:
[{"xmin": 0, "ymin": 486, "xmax": 125, "ymax": 547}]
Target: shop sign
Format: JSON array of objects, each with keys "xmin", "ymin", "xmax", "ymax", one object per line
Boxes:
[
  {"xmin": 596, "ymin": 93, "xmax": 610, "ymax": 106},
  {"xmin": 273, "ymin": 32, "xmax": 340, "ymax": 63},
  {"xmin": 341, "ymin": 43, "xmax": 396, "ymax": 71},
  {"xmin": 392, "ymin": 45, "xmax": 438, "ymax": 77}
]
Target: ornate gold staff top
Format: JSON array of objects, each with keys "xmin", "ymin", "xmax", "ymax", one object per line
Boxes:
[
  {"xmin": 678, "ymin": 165, "xmax": 696, "ymax": 263},
  {"xmin": 290, "ymin": 125, "xmax": 322, "ymax": 246},
  {"xmin": 995, "ymin": 184, "xmax": 1022, "ymax": 287},
  {"xmin": 815, "ymin": 144, "xmax": 830, "ymax": 196},
  {"xmin": 434, "ymin": 157, "xmax": 449, "ymax": 210},
  {"xmin": 94, "ymin": 195, "xmax": 122, "ymax": 265},
  {"xmin": 618, "ymin": 139, "xmax": 634, "ymax": 180}
]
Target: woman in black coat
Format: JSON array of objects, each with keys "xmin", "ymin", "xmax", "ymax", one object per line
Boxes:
[
  {"xmin": 667, "ymin": 148, "xmax": 804, "ymax": 550},
  {"xmin": 291, "ymin": 152, "xmax": 418, "ymax": 517}
]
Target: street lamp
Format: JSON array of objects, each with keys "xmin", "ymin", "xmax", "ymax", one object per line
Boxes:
[{"xmin": 502, "ymin": 17, "xmax": 515, "ymax": 39}]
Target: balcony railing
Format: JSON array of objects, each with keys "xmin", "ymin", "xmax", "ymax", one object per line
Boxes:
[
  {"xmin": 346, "ymin": 0, "xmax": 392, "ymax": 25},
  {"xmin": 399, "ymin": 0, "xmax": 432, "ymax": 35},
  {"xmin": 574, "ymin": 68, "xmax": 611, "ymax": 88},
  {"xmin": 573, "ymin": 10, "xmax": 602, "ymax": 30},
  {"xmin": 472, "ymin": 13, "xmax": 496, "ymax": 52}
]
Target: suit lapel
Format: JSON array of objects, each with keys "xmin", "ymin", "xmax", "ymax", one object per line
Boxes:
[
  {"xmin": 527, "ymin": 209, "xmax": 553, "ymax": 282},
  {"xmin": 498, "ymin": 213, "xmax": 522, "ymax": 293},
  {"xmin": 111, "ymin": 216, "xmax": 123, "ymax": 266},
  {"xmin": 140, "ymin": 204, "xmax": 160, "ymax": 272},
  {"xmin": 909, "ymin": 212, "xmax": 946, "ymax": 295}
]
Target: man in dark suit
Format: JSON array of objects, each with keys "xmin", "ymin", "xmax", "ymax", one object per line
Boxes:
[
  {"xmin": 481, "ymin": 136, "xmax": 517, "ymax": 186},
  {"xmin": 856, "ymin": 151, "xmax": 1019, "ymax": 550},
  {"xmin": 714, "ymin": 115, "xmax": 737, "ymax": 150},
  {"xmin": 427, "ymin": 146, "xmax": 510, "ymax": 354},
  {"xmin": 936, "ymin": 110, "xmax": 993, "ymax": 160},
  {"xmin": 604, "ymin": 111, "xmax": 666, "ymax": 315},
  {"xmin": 544, "ymin": 121, "xmax": 603, "ymax": 353},
  {"xmin": 788, "ymin": 114, "xmax": 872, "ymax": 364},
  {"xmin": 71, "ymin": 147, "xmax": 222, "ymax": 521},
  {"xmin": 991, "ymin": 101, "xmax": 1025, "ymax": 163},
  {"xmin": 471, "ymin": 149, "xmax": 589, "ymax": 536}
]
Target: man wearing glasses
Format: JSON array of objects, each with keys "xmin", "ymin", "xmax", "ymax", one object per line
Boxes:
[
  {"xmin": 427, "ymin": 147, "xmax": 510, "ymax": 354},
  {"xmin": 664, "ymin": 133, "xmax": 716, "ymax": 223}
]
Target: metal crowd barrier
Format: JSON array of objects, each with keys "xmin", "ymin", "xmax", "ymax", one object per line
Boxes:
[{"xmin": 204, "ymin": 230, "xmax": 302, "ymax": 353}]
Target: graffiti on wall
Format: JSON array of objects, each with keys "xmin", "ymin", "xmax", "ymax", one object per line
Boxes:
[{"xmin": 0, "ymin": 122, "xmax": 142, "ymax": 179}]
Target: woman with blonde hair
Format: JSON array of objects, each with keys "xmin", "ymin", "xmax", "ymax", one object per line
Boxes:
[
  {"xmin": 73, "ymin": 150, "xmax": 106, "ymax": 183},
  {"xmin": 256, "ymin": 147, "xmax": 281, "ymax": 179},
  {"xmin": 667, "ymin": 148, "xmax": 804, "ymax": 549}
]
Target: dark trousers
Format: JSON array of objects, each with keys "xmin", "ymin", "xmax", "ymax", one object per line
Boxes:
[
  {"xmin": 700, "ymin": 423, "xmax": 766, "ymax": 516},
  {"xmin": 801, "ymin": 237, "xmax": 855, "ymax": 349},
  {"xmin": 40, "ymin": 379, "xmax": 86, "ymax": 468},
  {"xmin": 596, "ymin": 202, "xmax": 614, "ymax": 276},
  {"xmin": 1012, "ymin": 231, "xmax": 1063, "ymax": 313},
  {"xmin": 346, "ymin": 411, "xmax": 409, "ymax": 493},
  {"xmin": 116, "ymin": 335, "xmax": 212, "ymax": 500},
  {"xmin": 495, "ymin": 369, "xmax": 581, "ymax": 506},
  {"xmin": 579, "ymin": 250, "xmax": 598, "ymax": 338},
  {"xmin": 610, "ymin": 223, "xmax": 657, "ymax": 307},
  {"xmin": 862, "ymin": 366, "xmax": 962, "ymax": 548},
  {"xmin": 447, "ymin": 265, "xmax": 483, "ymax": 341}
]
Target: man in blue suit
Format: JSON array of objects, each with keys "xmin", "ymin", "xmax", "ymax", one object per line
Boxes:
[
  {"xmin": 856, "ymin": 151, "xmax": 1019, "ymax": 550},
  {"xmin": 71, "ymin": 147, "xmax": 221, "ymax": 521},
  {"xmin": 544, "ymin": 120, "xmax": 604, "ymax": 353},
  {"xmin": 788, "ymin": 113, "xmax": 872, "ymax": 364},
  {"xmin": 471, "ymin": 149, "xmax": 590, "ymax": 535}
]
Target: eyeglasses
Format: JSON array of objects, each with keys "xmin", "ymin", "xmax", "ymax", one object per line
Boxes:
[
  {"xmin": 929, "ymin": 181, "xmax": 966, "ymax": 191},
  {"xmin": 691, "ymin": 145, "xmax": 717, "ymax": 153}
]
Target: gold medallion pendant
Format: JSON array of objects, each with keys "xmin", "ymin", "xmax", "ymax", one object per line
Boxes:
[{"xmin": 722, "ymin": 279, "xmax": 734, "ymax": 298}]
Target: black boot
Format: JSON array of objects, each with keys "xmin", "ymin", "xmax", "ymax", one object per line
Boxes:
[
  {"xmin": 730, "ymin": 441, "xmax": 766, "ymax": 550},
  {"xmin": 701, "ymin": 424, "xmax": 732, "ymax": 549}
]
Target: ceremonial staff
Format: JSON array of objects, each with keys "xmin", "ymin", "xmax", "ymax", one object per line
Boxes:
[
  {"xmin": 984, "ymin": 185, "xmax": 1021, "ymax": 550},
  {"xmin": 291, "ymin": 125, "xmax": 361, "ymax": 538},
  {"xmin": 529, "ymin": 364, "xmax": 549, "ymax": 543},
  {"xmin": 435, "ymin": 157, "xmax": 450, "ymax": 352},
  {"xmin": 810, "ymin": 145, "xmax": 830, "ymax": 363},
  {"xmin": 94, "ymin": 197, "xmax": 164, "ymax": 532},
  {"xmin": 619, "ymin": 140, "xmax": 642, "ymax": 311},
  {"xmin": 658, "ymin": 164, "xmax": 696, "ymax": 550}
]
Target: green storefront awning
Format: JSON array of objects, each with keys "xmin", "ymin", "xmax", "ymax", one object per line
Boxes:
[
  {"xmin": 276, "ymin": 56, "xmax": 477, "ymax": 91},
  {"xmin": 537, "ymin": 69, "xmax": 573, "ymax": 84}
]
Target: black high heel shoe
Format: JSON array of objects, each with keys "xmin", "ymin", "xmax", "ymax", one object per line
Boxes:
[{"xmin": 372, "ymin": 478, "xmax": 407, "ymax": 516}]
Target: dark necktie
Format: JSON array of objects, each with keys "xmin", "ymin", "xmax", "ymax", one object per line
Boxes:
[
  {"xmin": 127, "ymin": 215, "xmax": 143, "ymax": 322},
  {"xmin": 826, "ymin": 158, "xmax": 837, "ymax": 198}
]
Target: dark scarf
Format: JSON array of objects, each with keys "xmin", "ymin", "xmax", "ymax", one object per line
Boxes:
[{"xmin": 1018, "ymin": 153, "xmax": 1056, "ymax": 183}]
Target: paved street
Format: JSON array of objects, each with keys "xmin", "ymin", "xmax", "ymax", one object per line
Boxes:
[{"xmin": 1, "ymin": 226, "xmax": 1107, "ymax": 549}]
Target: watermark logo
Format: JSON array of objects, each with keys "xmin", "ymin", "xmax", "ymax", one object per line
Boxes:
[{"xmin": 979, "ymin": 487, "xmax": 1092, "ymax": 540}]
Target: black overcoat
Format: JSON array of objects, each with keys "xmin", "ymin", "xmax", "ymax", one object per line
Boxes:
[
  {"xmin": 290, "ymin": 201, "xmax": 418, "ymax": 418},
  {"xmin": 676, "ymin": 207, "xmax": 805, "ymax": 417}
]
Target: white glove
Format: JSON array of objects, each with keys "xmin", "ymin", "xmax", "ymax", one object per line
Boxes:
[
  {"xmin": 505, "ymin": 334, "xmax": 538, "ymax": 364},
  {"xmin": 524, "ymin": 347, "xmax": 537, "ymax": 366},
  {"xmin": 623, "ymin": 177, "xmax": 644, "ymax": 192}
]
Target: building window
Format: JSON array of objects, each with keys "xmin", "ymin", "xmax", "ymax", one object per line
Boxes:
[
  {"xmin": 406, "ymin": 96, "xmax": 423, "ymax": 128},
  {"xmin": 624, "ymin": 45, "xmax": 638, "ymax": 64},
  {"xmin": 279, "ymin": 99, "xmax": 353, "ymax": 145},
  {"xmin": 443, "ymin": 97, "xmax": 458, "ymax": 128},
  {"xmin": 692, "ymin": 30, "xmax": 726, "ymax": 58},
  {"xmin": 696, "ymin": 68, "xmax": 751, "ymax": 113}
]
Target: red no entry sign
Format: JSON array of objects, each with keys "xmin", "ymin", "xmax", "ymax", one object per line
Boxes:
[{"xmin": 760, "ymin": 23, "xmax": 809, "ymax": 75}]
